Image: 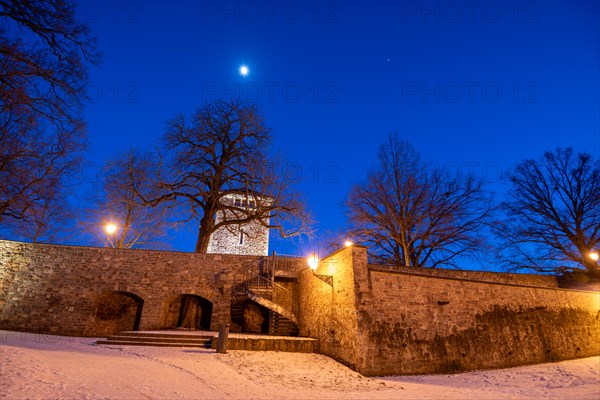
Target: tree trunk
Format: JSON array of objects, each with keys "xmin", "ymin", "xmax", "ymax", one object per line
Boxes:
[
  {"xmin": 179, "ymin": 296, "xmax": 199, "ymax": 330},
  {"xmin": 195, "ymin": 213, "xmax": 215, "ymax": 253},
  {"xmin": 583, "ymin": 259, "xmax": 599, "ymax": 274}
]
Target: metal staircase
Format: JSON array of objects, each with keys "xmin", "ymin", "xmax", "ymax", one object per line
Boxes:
[{"xmin": 232, "ymin": 257, "xmax": 302, "ymax": 335}]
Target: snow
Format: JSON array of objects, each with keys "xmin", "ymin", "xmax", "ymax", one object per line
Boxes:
[{"xmin": 1, "ymin": 331, "xmax": 599, "ymax": 400}]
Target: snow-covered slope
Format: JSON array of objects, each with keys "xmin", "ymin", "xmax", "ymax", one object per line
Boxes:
[{"xmin": 1, "ymin": 331, "xmax": 598, "ymax": 399}]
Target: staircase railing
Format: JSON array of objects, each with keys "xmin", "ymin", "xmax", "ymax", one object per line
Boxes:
[
  {"xmin": 231, "ymin": 258, "xmax": 298, "ymax": 321},
  {"xmin": 267, "ymin": 255, "xmax": 305, "ymax": 276}
]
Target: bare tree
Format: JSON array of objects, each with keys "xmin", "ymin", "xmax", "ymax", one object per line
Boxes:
[
  {"xmin": 0, "ymin": 0, "xmax": 99, "ymax": 230},
  {"xmin": 496, "ymin": 147, "xmax": 600, "ymax": 274},
  {"xmin": 133, "ymin": 99, "xmax": 312, "ymax": 253},
  {"xmin": 85, "ymin": 149, "xmax": 175, "ymax": 249},
  {"xmin": 347, "ymin": 134, "xmax": 491, "ymax": 268},
  {"xmin": 7, "ymin": 182, "xmax": 76, "ymax": 243}
]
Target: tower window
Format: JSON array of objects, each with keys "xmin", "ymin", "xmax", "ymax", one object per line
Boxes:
[{"xmin": 239, "ymin": 228, "xmax": 244, "ymax": 245}]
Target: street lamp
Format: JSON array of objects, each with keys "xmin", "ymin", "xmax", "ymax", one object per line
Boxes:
[
  {"xmin": 105, "ymin": 223, "xmax": 117, "ymax": 235},
  {"xmin": 307, "ymin": 254, "xmax": 333, "ymax": 287},
  {"xmin": 307, "ymin": 254, "xmax": 319, "ymax": 271},
  {"xmin": 105, "ymin": 223, "xmax": 117, "ymax": 247}
]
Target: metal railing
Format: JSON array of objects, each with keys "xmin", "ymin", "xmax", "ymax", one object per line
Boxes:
[
  {"xmin": 231, "ymin": 259, "xmax": 298, "ymax": 319},
  {"xmin": 268, "ymin": 256, "xmax": 304, "ymax": 274}
]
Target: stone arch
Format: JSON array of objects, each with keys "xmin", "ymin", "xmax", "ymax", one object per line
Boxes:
[
  {"xmin": 160, "ymin": 293, "xmax": 213, "ymax": 331},
  {"xmin": 94, "ymin": 291, "xmax": 144, "ymax": 335}
]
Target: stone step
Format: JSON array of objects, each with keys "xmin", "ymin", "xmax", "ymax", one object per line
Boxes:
[
  {"xmin": 105, "ymin": 335, "xmax": 213, "ymax": 344},
  {"xmin": 269, "ymin": 313, "xmax": 298, "ymax": 336},
  {"xmin": 96, "ymin": 339, "xmax": 211, "ymax": 348},
  {"xmin": 96, "ymin": 330, "xmax": 215, "ymax": 348},
  {"xmin": 115, "ymin": 331, "xmax": 214, "ymax": 340}
]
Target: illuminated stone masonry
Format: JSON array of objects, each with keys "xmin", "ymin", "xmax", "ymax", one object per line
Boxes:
[
  {"xmin": 1, "ymin": 240, "xmax": 598, "ymax": 375},
  {"xmin": 207, "ymin": 193, "xmax": 270, "ymax": 256}
]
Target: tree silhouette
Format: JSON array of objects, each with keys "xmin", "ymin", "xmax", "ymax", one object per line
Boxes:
[
  {"xmin": 496, "ymin": 147, "xmax": 600, "ymax": 274},
  {"xmin": 0, "ymin": 0, "xmax": 99, "ymax": 236},
  {"xmin": 132, "ymin": 99, "xmax": 312, "ymax": 253},
  {"xmin": 347, "ymin": 134, "xmax": 491, "ymax": 268},
  {"xmin": 84, "ymin": 149, "xmax": 175, "ymax": 249}
]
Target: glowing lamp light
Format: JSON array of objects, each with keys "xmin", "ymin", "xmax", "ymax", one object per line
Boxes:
[
  {"xmin": 307, "ymin": 254, "xmax": 319, "ymax": 271},
  {"xmin": 105, "ymin": 223, "xmax": 117, "ymax": 235},
  {"xmin": 344, "ymin": 240, "xmax": 353, "ymax": 247},
  {"xmin": 239, "ymin": 65, "xmax": 249, "ymax": 76},
  {"xmin": 590, "ymin": 252, "xmax": 599, "ymax": 262}
]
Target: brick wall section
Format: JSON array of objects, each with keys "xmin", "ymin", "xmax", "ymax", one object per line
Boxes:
[{"xmin": 0, "ymin": 240, "xmax": 302, "ymax": 336}]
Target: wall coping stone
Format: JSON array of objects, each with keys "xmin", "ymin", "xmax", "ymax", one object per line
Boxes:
[
  {"xmin": 368, "ymin": 266, "xmax": 600, "ymax": 294},
  {"xmin": 0, "ymin": 239, "xmax": 304, "ymax": 262}
]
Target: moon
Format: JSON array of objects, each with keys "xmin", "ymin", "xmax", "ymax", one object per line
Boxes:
[{"xmin": 239, "ymin": 65, "xmax": 249, "ymax": 76}]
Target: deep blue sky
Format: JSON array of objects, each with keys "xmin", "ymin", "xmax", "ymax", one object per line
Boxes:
[{"xmin": 79, "ymin": 0, "xmax": 599, "ymax": 258}]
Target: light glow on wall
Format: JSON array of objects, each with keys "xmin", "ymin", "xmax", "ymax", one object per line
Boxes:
[{"xmin": 307, "ymin": 254, "xmax": 319, "ymax": 271}]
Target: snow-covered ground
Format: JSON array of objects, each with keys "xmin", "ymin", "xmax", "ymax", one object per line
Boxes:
[{"xmin": 1, "ymin": 331, "xmax": 598, "ymax": 400}]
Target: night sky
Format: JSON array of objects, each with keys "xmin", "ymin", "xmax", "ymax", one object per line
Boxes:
[{"xmin": 79, "ymin": 1, "xmax": 599, "ymax": 257}]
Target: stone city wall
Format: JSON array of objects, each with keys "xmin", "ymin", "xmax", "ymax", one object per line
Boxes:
[
  {"xmin": 298, "ymin": 246, "xmax": 365, "ymax": 369},
  {"xmin": 359, "ymin": 267, "xmax": 600, "ymax": 375},
  {"xmin": 298, "ymin": 246, "xmax": 600, "ymax": 376},
  {"xmin": 0, "ymin": 240, "xmax": 291, "ymax": 336},
  {"xmin": 2, "ymin": 240, "xmax": 598, "ymax": 376},
  {"xmin": 371, "ymin": 264, "xmax": 559, "ymax": 287}
]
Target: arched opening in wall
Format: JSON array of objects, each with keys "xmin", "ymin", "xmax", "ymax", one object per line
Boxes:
[
  {"xmin": 230, "ymin": 300, "xmax": 271, "ymax": 334},
  {"xmin": 95, "ymin": 291, "xmax": 144, "ymax": 335},
  {"xmin": 161, "ymin": 295, "xmax": 213, "ymax": 331}
]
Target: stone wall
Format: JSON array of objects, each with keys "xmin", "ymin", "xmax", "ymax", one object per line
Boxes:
[
  {"xmin": 207, "ymin": 219, "xmax": 270, "ymax": 256},
  {"xmin": 0, "ymin": 240, "xmax": 295, "ymax": 336},
  {"xmin": 297, "ymin": 246, "xmax": 366, "ymax": 370},
  {"xmin": 297, "ymin": 246, "xmax": 600, "ymax": 376},
  {"xmin": 2, "ymin": 239, "xmax": 598, "ymax": 376},
  {"xmin": 359, "ymin": 268, "xmax": 600, "ymax": 375},
  {"xmin": 371, "ymin": 265, "xmax": 559, "ymax": 287},
  {"xmin": 212, "ymin": 335, "xmax": 317, "ymax": 353},
  {"xmin": 207, "ymin": 193, "xmax": 270, "ymax": 256}
]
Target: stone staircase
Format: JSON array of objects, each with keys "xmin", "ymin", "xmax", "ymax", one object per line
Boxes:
[
  {"xmin": 269, "ymin": 312, "xmax": 298, "ymax": 336},
  {"xmin": 96, "ymin": 331, "xmax": 214, "ymax": 348}
]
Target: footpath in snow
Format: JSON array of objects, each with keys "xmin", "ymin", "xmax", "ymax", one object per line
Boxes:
[{"xmin": 1, "ymin": 330, "xmax": 599, "ymax": 399}]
